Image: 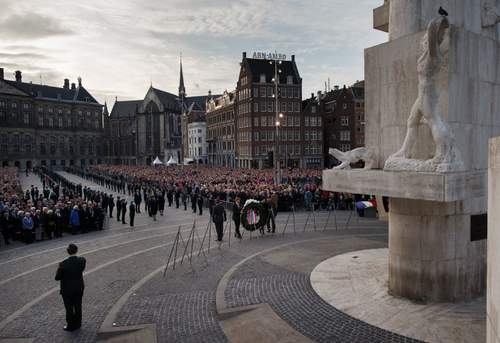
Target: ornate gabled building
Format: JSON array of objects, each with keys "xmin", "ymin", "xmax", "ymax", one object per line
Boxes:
[
  {"xmin": 0, "ymin": 67, "xmax": 105, "ymax": 169},
  {"xmin": 235, "ymin": 52, "xmax": 304, "ymax": 169},
  {"xmin": 206, "ymin": 90, "xmax": 236, "ymax": 167}
]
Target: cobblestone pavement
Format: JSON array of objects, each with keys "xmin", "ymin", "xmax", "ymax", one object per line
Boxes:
[
  {"xmin": 224, "ymin": 238, "xmax": 424, "ymax": 343},
  {"xmin": 0, "ymin": 171, "xmax": 393, "ymax": 342}
]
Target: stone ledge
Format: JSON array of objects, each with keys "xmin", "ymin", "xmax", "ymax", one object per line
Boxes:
[{"xmin": 322, "ymin": 169, "xmax": 486, "ymax": 202}]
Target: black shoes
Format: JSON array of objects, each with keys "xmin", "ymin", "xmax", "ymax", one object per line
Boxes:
[{"xmin": 63, "ymin": 325, "xmax": 79, "ymax": 332}]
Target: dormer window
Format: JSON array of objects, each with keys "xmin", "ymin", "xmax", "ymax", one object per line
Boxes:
[
  {"xmin": 260, "ymin": 74, "xmax": 266, "ymax": 83},
  {"xmin": 287, "ymin": 75, "xmax": 293, "ymax": 84}
]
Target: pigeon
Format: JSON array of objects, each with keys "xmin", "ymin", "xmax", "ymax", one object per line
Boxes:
[{"xmin": 438, "ymin": 6, "xmax": 448, "ymax": 17}]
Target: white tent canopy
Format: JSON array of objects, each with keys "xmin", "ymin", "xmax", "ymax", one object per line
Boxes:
[
  {"xmin": 152, "ymin": 156, "xmax": 163, "ymax": 165},
  {"xmin": 166, "ymin": 156, "xmax": 178, "ymax": 165}
]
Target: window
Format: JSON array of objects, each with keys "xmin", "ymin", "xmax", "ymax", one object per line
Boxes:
[
  {"xmin": 58, "ymin": 117, "xmax": 63, "ymax": 128},
  {"xmin": 317, "ymin": 117, "xmax": 322, "ymax": 126},
  {"xmin": 267, "ymin": 87, "xmax": 273, "ymax": 97},
  {"xmin": 311, "ymin": 117, "xmax": 317, "ymax": 126},
  {"xmin": 254, "ymin": 132, "xmax": 259, "ymax": 141},
  {"xmin": 343, "ymin": 103, "xmax": 348, "ymax": 109},
  {"xmin": 198, "ymin": 137, "xmax": 201, "ymax": 143},
  {"xmin": 0, "ymin": 111, "xmax": 4, "ymax": 120},
  {"xmin": 11, "ymin": 102, "xmax": 17, "ymax": 109},
  {"xmin": 0, "ymin": 101, "xmax": 5, "ymax": 107},
  {"xmin": 254, "ymin": 87, "xmax": 258, "ymax": 97},
  {"xmin": 254, "ymin": 116, "xmax": 259, "ymax": 126},
  {"xmin": 23, "ymin": 103, "xmax": 29, "ymax": 109},
  {"xmin": 268, "ymin": 101, "xmax": 273, "ymax": 112},
  {"xmin": 48, "ymin": 107, "xmax": 53, "ymax": 113},
  {"xmin": 48, "ymin": 116, "xmax": 53, "ymax": 127},
  {"xmin": 340, "ymin": 144, "xmax": 351, "ymax": 152},
  {"xmin": 38, "ymin": 116, "xmax": 43, "ymax": 126},
  {"xmin": 340, "ymin": 116, "xmax": 349, "ymax": 126},
  {"xmin": 294, "ymin": 116, "xmax": 300, "ymax": 127},
  {"xmin": 260, "ymin": 74, "xmax": 266, "ymax": 83},
  {"xmin": 254, "ymin": 102, "xmax": 259, "ymax": 112},
  {"xmin": 23, "ymin": 112, "xmax": 29, "ymax": 124},
  {"xmin": 305, "ymin": 117, "xmax": 310, "ymax": 126},
  {"xmin": 340, "ymin": 131, "xmax": 351, "ymax": 141},
  {"xmin": 311, "ymin": 105, "xmax": 316, "ymax": 114},
  {"xmin": 287, "ymin": 75, "xmax": 293, "ymax": 84}
]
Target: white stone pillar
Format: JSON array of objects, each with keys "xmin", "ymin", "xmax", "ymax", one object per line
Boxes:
[
  {"xmin": 389, "ymin": 0, "xmax": 423, "ymax": 40},
  {"xmin": 389, "ymin": 198, "xmax": 485, "ymax": 302},
  {"xmin": 488, "ymin": 137, "xmax": 500, "ymax": 343}
]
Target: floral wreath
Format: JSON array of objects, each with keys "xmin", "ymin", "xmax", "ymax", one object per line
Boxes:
[{"xmin": 241, "ymin": 199, "xmax": 268, "ymax": 231}]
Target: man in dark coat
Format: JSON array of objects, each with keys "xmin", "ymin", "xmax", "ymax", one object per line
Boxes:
[
  {"xmin": 129, "ymin": 201, "xmax": 135, "ymax": 227},
  {"xmin": 197, "ymin": 193, "xmax": 204, "ymax": 216},
  {"xmin": 108, "ymin": 196, "xmax": 115, "ymax": 218},
  {"xmin": 116, "ymin": 196, "xmax": 121, "ymax": 222},
  {"xmin": 121, "ymin": 200, "xmax": 127, "ymax": 224},
  {"xmin": 212, "ymin": 199, "xmax": 226, "ymax": 241},
  {"xmin": 134, "ymin": 192, "xmax": 141, "ymax": 213},
  {"xmin": 55, "ymin": 244, "xmax": 86, "ymax": 331},
  {"xmin": 232, "ymin": 197, "xmax": 242, "ymax": 239}
]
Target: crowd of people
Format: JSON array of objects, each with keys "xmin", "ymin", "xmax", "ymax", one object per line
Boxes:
[
  {"xmin": 0, "ymin": 167, "xmax": 116, "ymax": 245},
  {"xmin": 0, "ymin": 163, "xmax": 375, "ymax": 247}
]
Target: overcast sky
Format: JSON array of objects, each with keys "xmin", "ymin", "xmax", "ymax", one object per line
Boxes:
[{"xmin": 0, "ymin": 0, "xmax": 387, "ymax": 105}]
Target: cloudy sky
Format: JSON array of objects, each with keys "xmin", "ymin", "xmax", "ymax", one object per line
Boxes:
[{"xmin": 0, "ymin": 0, "xmax": 387, "ymax": 105}]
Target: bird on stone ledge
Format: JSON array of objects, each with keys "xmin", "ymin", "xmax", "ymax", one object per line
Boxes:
[{"xmin": 439, "ymin": 6, "xmax": 449, "ymax": 17}]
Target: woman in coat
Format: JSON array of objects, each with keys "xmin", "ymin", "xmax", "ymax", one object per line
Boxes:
[{"xmin": 69, "ymin": 206, "xmax": 80, "ymax": 235}]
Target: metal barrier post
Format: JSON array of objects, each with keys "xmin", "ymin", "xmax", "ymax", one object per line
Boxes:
[
  {"xmin": 163, "ymin": 226, "xmax": 180, "ymax": 276},
  {"xmin": 312, "ymin": 203, "xmax": 317, "ymax": 231}
]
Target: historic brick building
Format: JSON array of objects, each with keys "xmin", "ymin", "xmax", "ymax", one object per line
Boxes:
[
  {"xmin": 235, "ymin": 52, "xmax": 316, "ymax": 169},
  {"xmin": 0, "ymin": 68, "xmax": 105, "ymax": 169},
  {"xmin": 206, "ymin": 90, "xmax": 236, "ymax": 168},
  {"xmin": 320, "ymin": 81, "xmax": 365, "ymax": 167}
]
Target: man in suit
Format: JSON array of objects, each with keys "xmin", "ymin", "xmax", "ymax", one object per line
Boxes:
[
  {"xmin": 212, "ymin": 198, "xmax": 226, "ymax": 242},
  {"xmin": 129, "ymin": 201, "xmax": 135, "ymax": 227},
  {"xmin": 55, "ymin": 244, "xmax": 86, "ymax": 331},
  {"xmin": 108, "ymin": 195, "xmax": 115, "ymax": 218},
  {"xmin": 116, "ymin": 196, "xmax": 121, "ymax": 222},
  {"xmin": 121, "ymin": 199, "xmax": 127, "ymax": 224}
]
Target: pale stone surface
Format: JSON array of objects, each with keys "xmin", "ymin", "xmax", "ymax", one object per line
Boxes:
[
  {"xmin": 328, "ymin": 147, "xmax": 376, "ymax": 170},
  {"xmin": 366, "ymin": 25, "xmax": 500, "ymax": 177},
  {"xmin": 322, "ymin": 169, "xmax": 486, "ymax": 202},
  {"xmin": 389, "ymin": 198, "xmax": 486, "ymax": 302},
  {"xmin": 384, "ymin": 16, "xmax": 465, "ymax": 173},
  {"xmin": 487, "ymin": 137, "xmax": 500, "ymax": 343},
  {"xmin": 310, "ymin": 249, "xmax": 486, "ymax": 343}
]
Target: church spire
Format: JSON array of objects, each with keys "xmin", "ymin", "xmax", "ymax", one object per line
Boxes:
[{"xmin": 179, "ymin": 53, "xmax": 186, "ymax": 99}]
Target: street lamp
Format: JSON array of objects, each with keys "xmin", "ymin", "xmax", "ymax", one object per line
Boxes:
[{"xmin": 270, "ymin": 59, "xmax": 282, "ymax": 185}]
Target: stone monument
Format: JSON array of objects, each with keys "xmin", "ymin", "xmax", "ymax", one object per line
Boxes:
[{"xmin": 323, "ymin": 0, "xmax": 500, "ymax": 303}]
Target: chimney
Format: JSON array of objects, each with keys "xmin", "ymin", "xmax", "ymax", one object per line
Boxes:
[
  {"xmin": 317, "ymin": 90, "xmax": 322, "ymax": 101},
  {"xmin": 71, "ymin": 82, "xmax": 76, "ymax": 90},
  {"xmin": 15, "ymin": 70, "xmax": 22, "ymax": 82},
  {"xmin": 242, "ymin": 52, "xmax": 247, "ymax": 59},
  {"xmin": 77, "ymin": 76, "xmax": 82, "ymax": 87},
  {"xmin": 334, "ymin": 85, "xmax": 339, "ymax": 90},
  {"xmin": 0, "ymin": 68, "xmax": 4, "ymax": 80},
  {"xmin": 291, "ymin": 55, "xmax": 295, "ymax": 62},
  {"xmin": 311, "ymin": 93, "xmax": 314, "ymax": 99},
  {"xmin": 63, "ymin": 78, "xmax": 69, "ymax": 89}
]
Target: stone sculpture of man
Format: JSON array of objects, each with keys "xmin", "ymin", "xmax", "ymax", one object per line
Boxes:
[{"xmin": 385, "ymin": 16, "xmax": 464, "ymax": 172}]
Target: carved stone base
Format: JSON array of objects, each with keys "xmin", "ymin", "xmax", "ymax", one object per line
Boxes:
[{"xmin": 384, "ymin": 157, "xmax": 465, "ymax": 173}]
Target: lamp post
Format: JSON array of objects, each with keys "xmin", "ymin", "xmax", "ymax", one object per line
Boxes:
[{"xmin": 270, "ymin": 59, "xmax": 282, "ymax": 185}]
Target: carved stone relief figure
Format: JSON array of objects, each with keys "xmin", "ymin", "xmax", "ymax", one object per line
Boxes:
[
  {"xmin": 384, "ymin": 16, "xmax": 465, "ymax": 173},
  {"xmin": 329, "ymin": 147, "xmax": 376, "ymax": 170}
]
